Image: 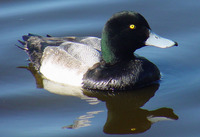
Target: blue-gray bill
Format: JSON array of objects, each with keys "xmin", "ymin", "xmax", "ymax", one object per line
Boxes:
[{"xmin": 145, "ymin": 30, "xmax": 178, "ymax": 48}]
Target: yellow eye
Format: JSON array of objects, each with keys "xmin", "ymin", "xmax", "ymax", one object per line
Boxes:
[
  {"xmin": 129, "ymin": 24, "xmax": 136, "ymax": 29},
  {"xmin": 131, "ymin": 128, "xmax": 136, "ymax": 131}
]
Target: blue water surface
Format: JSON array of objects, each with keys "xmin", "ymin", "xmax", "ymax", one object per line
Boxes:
[{"xmin": 1, "ymin": 0, "xmax": 200, "ymax": 137}]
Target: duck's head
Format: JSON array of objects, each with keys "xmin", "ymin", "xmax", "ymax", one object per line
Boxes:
[{"xmin": 101, "ymin": 11, "xmax": 178, "ymax": 64}]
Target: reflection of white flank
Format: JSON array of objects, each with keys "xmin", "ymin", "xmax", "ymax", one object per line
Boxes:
[
  {"xmin": 147, "ymin": 115, "xmax": 174, "ymax": 123},
  {"xmin": 63, "ymin": 110, "xmax": 104, "ymax": 129},
  {"xmin": 43, "ymin": 79, "xmax": 100, "ymax": 105}
]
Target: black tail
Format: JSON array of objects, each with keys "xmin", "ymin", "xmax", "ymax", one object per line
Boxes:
[
  {"xmin": 18, "ymin": 34, "xmax": 43, "ymax": 71},
  {"xmin": 15, "ymin": 44, "xmax": 28, "ymax": 51}
]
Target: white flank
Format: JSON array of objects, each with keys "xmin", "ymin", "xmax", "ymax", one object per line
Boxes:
[
  {"xmin": 39, "ymin": 46, "xmax": 90, "ymax": 86},
  {"xmin": 40, "ymin": 61, "xmax": 83, "ymax": 86}
]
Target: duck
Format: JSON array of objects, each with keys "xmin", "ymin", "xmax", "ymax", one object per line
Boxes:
[{"xmin": 19, "ymin": 11, "xmax": 178, "ymax": 91}]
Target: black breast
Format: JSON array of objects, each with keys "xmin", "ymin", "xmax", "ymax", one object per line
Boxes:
[{"xmin": 82, "ymin": 57, "xmax": 160, "ymax": 91}]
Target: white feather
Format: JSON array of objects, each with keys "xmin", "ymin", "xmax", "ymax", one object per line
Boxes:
[{"xmin": 40, "ymin": 40, "xmax": 101, "ymax": 86}]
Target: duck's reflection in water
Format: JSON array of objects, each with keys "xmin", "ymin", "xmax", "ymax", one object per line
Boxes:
[
  {"xmin": 23, "ymin": 63, "xmax": 178, "ymax": 134},
  {"xmin": 84, "ymin": 85, "xmax": 178, "ymax": 134}
]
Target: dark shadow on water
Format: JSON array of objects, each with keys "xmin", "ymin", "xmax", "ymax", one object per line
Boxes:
[
  {"xmin": 20, "ymin": 63, "xmax": 178, "ymax": 135},
  {"xmin": 18, "ymin": 63, "xmax": 44, "ymax": 88},
  {"xmin": 83, "ymin": 85, "xmax": 178, "ymax": 134}
]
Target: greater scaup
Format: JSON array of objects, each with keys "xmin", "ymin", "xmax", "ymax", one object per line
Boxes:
[{"xmin": 19, "ymin": 11, "xmax": 178, "ymax": 91}]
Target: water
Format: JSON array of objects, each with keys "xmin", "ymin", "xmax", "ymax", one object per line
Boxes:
[{"xmin": 1, "ymin": 0, "xmax": 200, "ymax": 137}]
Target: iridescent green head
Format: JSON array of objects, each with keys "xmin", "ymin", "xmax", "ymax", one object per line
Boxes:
[{"xmin": 101, "ymin": 11, "xmax": 177, "ymax": 64}]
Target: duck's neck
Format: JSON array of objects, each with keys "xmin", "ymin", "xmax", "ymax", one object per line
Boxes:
[{"xmin": 101, "ymin": 30, "xmax": 135, "ymax": 64}]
